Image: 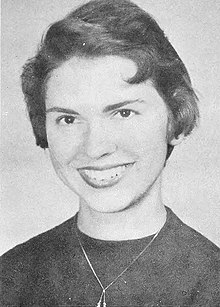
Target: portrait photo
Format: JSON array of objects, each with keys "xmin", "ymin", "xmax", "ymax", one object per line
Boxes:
[{"xmin": 1, "ymin": 0, "xmax": 220, "ymax": 306}]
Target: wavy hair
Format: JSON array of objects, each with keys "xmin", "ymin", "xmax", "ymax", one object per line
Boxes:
[{"xmin": 21, "ymin": 0, "xmax": 199, "ymax": 151}]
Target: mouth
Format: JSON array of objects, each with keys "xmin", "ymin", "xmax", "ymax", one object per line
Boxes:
[{"xmin": 78, "ymin": 163, "xmax": 134, "ymax": 189}]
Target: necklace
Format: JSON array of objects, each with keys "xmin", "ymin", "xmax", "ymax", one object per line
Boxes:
[{"xmin": 75, "ymin": 226, "xmax": 162, "ymax": 307}]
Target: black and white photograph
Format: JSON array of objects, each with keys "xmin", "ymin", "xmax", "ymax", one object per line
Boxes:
[{"xmin": 1, "ymin": 0, "xmax": 220, "ymax": 306}]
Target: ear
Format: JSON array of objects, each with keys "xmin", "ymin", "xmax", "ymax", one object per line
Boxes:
[{"xmin": 169, "ymin": 133, "xmax": 185, "ymax": 146}]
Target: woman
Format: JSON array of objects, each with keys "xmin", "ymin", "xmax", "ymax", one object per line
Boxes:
[{"xmin": 1, "ymin": 0, "xmax": 219, "ymax": 306}]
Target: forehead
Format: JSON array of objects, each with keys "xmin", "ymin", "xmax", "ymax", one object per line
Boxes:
[
  {"xmin": 49, "ymin": 56, "xmax": 137, "ymax": 83},
  {"xmin": 45, "ymin": 55, "xmax": 166, "ymax": 116},
  {"xmin": 46, "ymin": 56, "xmax": 139, "ymax": 103}
]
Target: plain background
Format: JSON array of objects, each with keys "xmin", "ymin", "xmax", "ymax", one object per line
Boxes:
[{"xmin": 1, "ymin": 0, "xmax": 220, "ymax": 255}]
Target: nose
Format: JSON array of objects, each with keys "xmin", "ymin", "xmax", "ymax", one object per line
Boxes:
[{"xmin": 83, "ymin": 120, "xmax": 117, "ymax": 159}]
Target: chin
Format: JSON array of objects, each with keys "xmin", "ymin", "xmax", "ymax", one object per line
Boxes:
[
  {"xmin": 85, "ymin": 196, "xmax": 124, "ymax": 213},
  {"xmin": 60, "ymin": 164, "xmax": 162, "ymax": 214},
  {"xmin": 78, "ymin": 183, "xmax": 149, "ymax": 214}
]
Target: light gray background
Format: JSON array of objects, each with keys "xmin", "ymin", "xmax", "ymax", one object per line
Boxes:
[{"xmin": 1, "ymin": 0, "xmax": 220, "ymax": 255}]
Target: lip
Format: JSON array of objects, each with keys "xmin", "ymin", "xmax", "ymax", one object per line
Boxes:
[
  {"xmin": 78, "ymin": 163, "xmax": 134, "ymax": 171},
  {"xmin": 77, "ymin": 162, "xmax": 134, "ymax": 189}
]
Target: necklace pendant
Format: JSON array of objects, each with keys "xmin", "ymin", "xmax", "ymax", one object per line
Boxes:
[
  {"xmin": 96, "ymin": 302, "xmax": 106, "ymax": 307},
  {"xmin": 96, "ymin": 299, "xmax": 106, "ymax": 307}
]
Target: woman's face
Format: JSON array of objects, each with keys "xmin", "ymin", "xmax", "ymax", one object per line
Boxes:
[{"xmin": 46, "ymin": 56, "xmax": 169, "ymax": 213}]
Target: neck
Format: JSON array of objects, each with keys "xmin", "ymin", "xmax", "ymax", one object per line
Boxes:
[{"xmin": 77, "ymin": 178, "xmax": 167, "ymax": 241}]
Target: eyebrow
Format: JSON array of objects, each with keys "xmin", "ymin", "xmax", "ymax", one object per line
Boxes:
[
  {"xmin": 46, "ymin": 99, "xmax": 144, "ymax": 115},
  {"xmin": 46, "ymin": 107, "xmax": 79, "ymax": 115},
  {"xmin": 103, "ymin": 99, "xmax": 144, "ymax": 112}
]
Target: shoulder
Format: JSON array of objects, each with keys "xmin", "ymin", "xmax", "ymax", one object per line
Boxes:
[
  {"xmin": 0, "ymin": 215, "xmax": 78, "ymax": 297},
  {"xmin": 177, "ymin": 214, "xmax": 219, "ymax": 277},
  {"xmin": 1, "ymin": 214, "xmax": 77, "ymax": 261},
  {"xmin": 166, "ymin": 206, "xmax": 219, "ymax": 257},
  {"xmin": 163, "ymin": 207, "xmax": 220, "ymax": 303}
]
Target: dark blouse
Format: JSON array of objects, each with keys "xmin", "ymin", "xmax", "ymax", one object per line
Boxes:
[{"xmin": 1, "ymin": 207, "xmax": 219, "ymax": 306}]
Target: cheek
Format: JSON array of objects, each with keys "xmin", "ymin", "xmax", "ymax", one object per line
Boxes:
[
  {"xmin": 46, "ymin": 127, "xmax": 84, "ymax": 164},
  {"xmin": 117, "ymin": 114, "xmax": 168, "ymax": 156}
]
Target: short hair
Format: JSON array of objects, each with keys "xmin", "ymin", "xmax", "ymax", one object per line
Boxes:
[{"xmin": 21, "ymin": 0, "xmax": 199, "ymax": 149}]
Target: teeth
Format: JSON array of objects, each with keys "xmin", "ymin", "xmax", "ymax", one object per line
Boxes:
[
  {"xmin": 84, "ymin": 165, "xmax": 126, "ymax": 182},
  {"xmin": 78, "ymin": 164, "xmax": 134, "ymax": 188}
]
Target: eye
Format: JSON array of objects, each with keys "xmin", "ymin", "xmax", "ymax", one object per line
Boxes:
[
  {"xmin": 56, "ymin": 115, "xmax": 76, "ymax": 125},
  {"xmin": 114, "ymin": 109, "xmax": 137, "ymax": 119}
]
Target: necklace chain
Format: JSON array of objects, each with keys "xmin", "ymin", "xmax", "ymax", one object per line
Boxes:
[{"xmin": 75, "ymin": 226, "xmax": 161, "ymax": 307}]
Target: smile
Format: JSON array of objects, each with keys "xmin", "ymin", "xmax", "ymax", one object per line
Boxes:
[{"xmin": 78, "ymin": 163, "xmax": 134, "ymax": 189}]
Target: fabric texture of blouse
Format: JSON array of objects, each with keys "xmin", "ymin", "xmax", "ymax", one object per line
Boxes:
[{"xmin": 1, "ymin": 206, "xmax": 219, "ymax": 306}]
